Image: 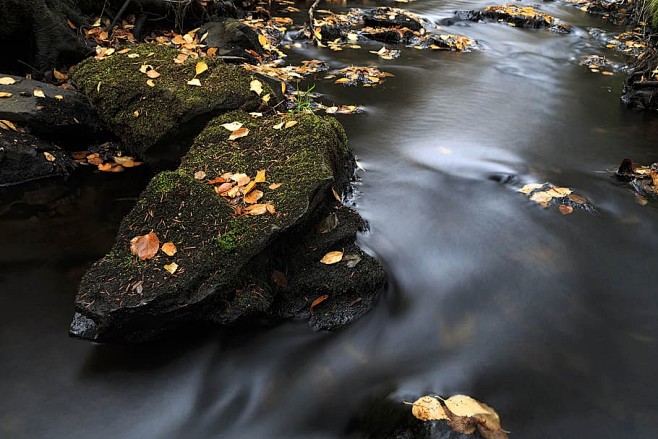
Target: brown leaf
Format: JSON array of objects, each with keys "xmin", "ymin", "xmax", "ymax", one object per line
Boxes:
[
  {"xmin": 230, "ymin": 173, "xmax": 251, "ymax": 186},
  {"xmin": 310, "ymin": 294, "xmax": 329, "ymax": 310},
  {"xmin": 130, "ymin": 231, "xmax": 160, "ymax": 260},
  {"xmin": 272, "ymin": 270, "xmax": 288, "ymax": 288},
  {"xmin": 43, "ymin": 152, "xmax": 56, "ymax": 162},
  {"xmin": 245, "ymin": 203, "xmax": 268, "ymax": 215},
  {"xmin": 207, "ymin": 47, "xmax": 218, "ymax": 57},
  {"xmin": 164, "ymin": 262, "xmax": 178, "ymax": 274},
  {"xmin": 161, "ymin": 241, "xmax": 177, "ymax": 256},
  {"xmin": 244, "ymin": 189, "xmax": 264, "ymax": 204},
  {"xmin": 207, "ymin": 176, "xmax": 228, "ymax": 185},
  {"xmin": 269, "ymin": 182, "xmax": 282, "ymax": 190},
  {"xmin": 146, "ymin": 69, "xmax": 161, "ymax": 79},
  {"xmin": 320, "ymin": 251, "xmax": 343, "ymax": 265},
  {"xmin": 409, "ymin": 396, "xmax": 449, "ymax": 421},
  {"xmin": 214, "ymin": 182, "xmax": 234, "ymax": 194},
  {"xmin": 559, "ymin": 205, "xmax": 574, "ymax": 215},
  {"xmin": 266, "ymin": 203, "xmax": 276, "ymax": 214},
  {"xmin": 568, "ymin": 193, "xmax": 587, "ymax": 204},
  {"xmin": 53, "ymin": 69, "xmax": 68, "ymax": 81},
  {"xmin": 228, "ymin": 127, "xmax": 249, "ymax": 140}
]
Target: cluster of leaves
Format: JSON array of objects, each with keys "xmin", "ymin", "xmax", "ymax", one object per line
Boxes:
[
  {"xmin": 129, "ymin": 231, "xmax": 179, "ymax": 274},
  {"xmin": 616, "ymin": 159, "xmax": 658, "ymax": 204},
  {"xmin": 604, "ymin": 30, "xmax": 649, "ymax": 58},
  {"xmin": 578, "ymin": 54, "xmax": 618, "ymax": 76},
  {"xmin": 71, "ymin": 151, "xmax": 143, "ymax": 173},
  {"xmin": 198, "ymin": 164, "xmax": 279, "ymax": 217},
  {"xmin": 408, "ymin": 394, "xmax": 508, "ymax": 439},
  {"xmin": 518, "ymin": 182, "xmax": 590, "ymax": 214},
  {"xmin": 326, "ymin": 66, "xmax": 395, "ymax": 87},
  {"xmin": 484, "ymin": 4, "xmax": 556, "ymax": 25},
  {"xmin": 419, "ymin": 34, "xmax": 476, "ymax": 51}
]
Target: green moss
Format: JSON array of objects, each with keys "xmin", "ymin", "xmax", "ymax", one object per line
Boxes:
[
  {"xmin": 216, "ymin": 228, "xmax": 240, "ymax": 252},
  {"xmin": 150, "ymin": 170, "xmax": 181, "ymax": 194}
]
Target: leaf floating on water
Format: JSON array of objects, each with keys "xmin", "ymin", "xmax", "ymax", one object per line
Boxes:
[
  {"xmin": 559, "ymin": 205, "xmax": 574, "ymax": 215},
  {"xmin": 408, "ymin": 396, "xmax": 449, "ymax": 421},
  {"xmin": 0, "ymin": 77, "xmax": 16, "ymax": 85},
  {"xmin": 250, "ymin": 79, "xmax": 263, "ymax": 95},
  {"xmin": 310, "ymin": 294, "xmax": 329, "ymax": 310},
  {"xmin": 161, "ymin": 241, "xmax": 178, "ymax": 256},
  {"xmin": 320, "ymin": 251, "xmax": 343, "ymax": 265},
  {"xmin": 228, "ymin": 127, "xmax": 249, "ymax": 140},
  {"xmin": 130, "ymin": 231, "xmax": 160, "ymax": 260},
  {"xmin": 220, "ymin": 121, "xmax": 243, "ymax": 131},
  {"xmin": 164, "ymin": 262, "xmax": 178, "ymax": 274},
  {"xmin": 518, "ymin": 183, "xmax": 546, "ymax": 194}
]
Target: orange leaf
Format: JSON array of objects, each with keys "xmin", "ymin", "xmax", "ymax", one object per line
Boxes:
[
  {"xmin": 266, "ymin": 203, "xmax": 276, "ymax": 214},
  {"xmin": 130, "ymin": 231, "xmax": 160, "ymax": 260},
  {"xmin": 162, "ymin": 241, "xmax": 178, "ymax": 256},
  {"xmin": 320, "ymin": 251, "xmax": 343, "ymax": 264},
  {"xmin": 269, "ymin": 183, "xmax": 282, "ymax": 190},
  {"xmin": 245, "ymin": 204, "xmax": 268, "ymax": 215},
  {"xmin": 244, "ymin": 190, "xmax": 264, "ymax": 204},
  {"xmin": 207, "ymin": 47, "xmax": 218, "ymax": 57},
  {"xmin": 207, "ymin": 176, "xmax": 228, "ymax": 185},
  {"xmin": 559, "ymin": 205, "xmax": 574, "ymax": 215},
  {"xmin": 230, "ymin": 173, "xmax": 251, "ymax": 186},
  {"xmin": 214, "ymin": 182, "xmax": 234, "ymax": 194},
  {"xmin": 310, "ymin": 294, "xmax": 329, "ymax": 310},
  {"xmin": 146, "ymin": 69, "xmax": 161, "ymax": 79},
  {"xmin": 228, "ymin": 127, "xmax": 249, "ymax": 140}
]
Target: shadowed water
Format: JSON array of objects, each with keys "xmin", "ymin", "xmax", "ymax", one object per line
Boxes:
[{"xmin": 2, "ymin": 1, "xmax": 658, "ymax": 438}]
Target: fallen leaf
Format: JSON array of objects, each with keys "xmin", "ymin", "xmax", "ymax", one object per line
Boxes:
[
  {"xmin": 310, "ymin": 294, "xmax": 329, "ymax": 310},
  {"xmin": 162, "ymin": 242, "xmax": 178, "ymax": 256},
  {"xmin": 164, "ymin": 262, "xmax": 179, "ymax": 274},
  {"xmin": 262, "ymin": 93, "xmax": 271, "ymax": 104},
  {"xmin": 33, "ymin": 89, "xmax": 45, "ymax": 98},
  {"xmin": 320, "ymin": 251, "xmax": 343, "ymax": 265},
  {"xmin": 444, "ymin": 395, "xmax": 492, "ymax": 417},
  {"xmin": 332, "ymin": 187, "xmax": 341, "ymax": 202},
  {"xmin": 409, "ymin": 396, "xmax": 449, "ymax": 421},
  {"xmin": 207, "ymin": 47, "xmax": 218, "ymax": 57},
  {"xmin": 273, "ymin": 121, "xmax": 284, "ymax": 130},
  {"xmin": 284, "ymin": 120, "xmax": 298, "ymax": 129},
  {"xmin": 269, "ymin": 183, "xmax": 282, "ymax": 190},
  {"xmin": 195, "ymin": 61, "xmax": 209, "ymax": 75},
  {"xmin": 117, "ymin": 48, "xmax": 131, "ymax": 54},
  {"xmin": 244, "ymin": 189, "xmax": 264, "ymax": 204},
  {"xmin": 214, "ymin": 182, "xmax": 234, "ymax": 194},
  {"xmin": 207, "ymin": 176, "xmax": 228, "ymax": 185},
  {"xmin": 194, "ymin": 170, "xmax": 207, "ymax": 180},
  {"xmin": 128, "ymin": 53, "xmax": 140, "ymax": 59},
  {"xmin": 54, "ymin": 95, "xmax": 63, "ymax": 100},
  {"xmin": 146, "ymin": 69, "xmax": 161, "ymax": 79},
  {"xmin": 139, "ymin": 64, "xmax": 150, "ymax": 74},
  {"xmin": 98, "ymin": 162, "xmax": 124, "ymax": 172},
  {"xmin": 53, "ymin": 69, "xmax": 68, "ymax": 81},
  {"xmin": 245, "ymin": 203, "xmax": 268, "ymax": 215},
  {"xmin": 220, "ymin": 121, "xmax": 243, "ymax": 131},
  {"xmin": 250, "ymin": 79, "xmax": 263, "ymax": 95},
  {"xmin": 254, "ymin": 169, "xmax": 266, "ymax": 183},
  {"xmin": 43, "ymin": 151, "xmax": 56, "ymax": 161},
  {"xmin": 187, "ymin": 78, "xmax": 202, "ymax": 86},
  {"xmin": 266, "ymin": 203, "xmax": 276, "ymax": 214},
  {"xmin": 0, "ymin": 92, "xmax": 12, "ymax": 98},
  {"xmin": 146, "ymin": 79, "xmax": 155, "ymax": 87},
  {"xmin": 315, "ymin": 213, "xmax": 339, "ymax": 234},
  {"xmin": 344, "ymin": 253, "xmax": 362, "ymax": 268},
  {"xmin": 518, "ymin": 183, "xmax": 545, "ymax": 194},
  {"xmin": 228, "ymin": 127, "xmax": 249, "ymax": 140},
  {"xmin": 559, "ymin": 205, "xmax": 574, "ymax": 215},
  {"xmin": 0, "ymin": 120, "xmax": 18, "ymax": 131},
  {"xmin": 0, "ymin": 77, "xmax": 16, "ymax": 85},
  {"xmin": 130, "ymin": 231, "xmax": 160, "ymax": 260}
]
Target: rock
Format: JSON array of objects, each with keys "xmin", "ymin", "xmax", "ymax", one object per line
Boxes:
[
  {"xmin": 70, "ymin": 110, "xmax": 385, "ymax": 342},
  {"xmin": 200, "ymin": 19, "xmax": 265, "ymax": 62},
  {"xmin": 362, "ymin": 7, "xmax": 424, "ymax": 32},
  {"xmin": 0, "ymin": 74, "xmax": 106, "ymax": 147},
  {"xmin": 71, "ymin": 44, "xmax": 269, "ymax": 160},
  {"xmin": 0, "ymin": 129, "xmax": 76, "ymax": 187},
  {"xmin": 463, "ymin": 4, "xmax": 571, "ymax": 33},
  {"xmin": 622, "ymin": 51, "xmax": 658, "ymax": 111}
]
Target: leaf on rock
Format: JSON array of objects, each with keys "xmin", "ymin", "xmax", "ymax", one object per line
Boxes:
[
  {"xmin": 272, "ymin": 270, "xmax": 288, "ymax": 288},
  {"xmin": 230, "ymin": 173, "xmax": 251, "ymax": 186},
  {"xmin": 164, "ymin": 262, "xmax": 178, "ymax": 274},
  {"xmin": 518, "ymin": 183, "xmax": 545, "ymax": 194},
  {"xmin": 195, "ymin": 61, "xmax": 209, "ymax": 75},
  {"xmin": 444, "ymin": 395, "xmax": 493, "ymax": 417},
  {"xmin": 187, "ymin": 78, "xmax": 202, "ymax": 86},
  {"xmin": 315, "ymin": 213, "xmax": 339, "ymax": 234},
  {"xmin": 284, "ymin": 120, "xmax": 298, "ymax": 129},
  {"xmin": 266, "ymin": 203, "xmax": 276, "ymax": 214},
  {"xmin": 0, "ymin": 77, "xmax": 16, "ymax": 85},
  {"xmin": 254, "ymin": 169, "xmax": 266, "ymax": 183},
  {"xmin": 0, "ymin": 120, "xmax": 19, "ymax": 132},
  {"xmin": 0, "ymin": 92, "xmax": 13, "ymax": 98},
  {"xmin": 146, "ymin": 69, "xmax": 161, "ymax": 79},
  {"xmin": 228, "ymin": 127, "xmax": 249, "ymax": 140},
  {"xmin": 310, "ymin": 294, "xmax": 329, "ymax": 310},
  {"xmin": 245, "ymin": 203, "xmax": 268, "ymax": 215},
  {"xmin": 408, "ymin": 396, "xmax": 449, "ymax": 421},
  {"xmin": 344, "ymin": 253, "xmax": 362, "ymax": 268},
  {"xmin": 273, "ymin": 121, "xmax": 284, "ymax": 130},
  {"xmin": 220, "ymin": 121, "xmax": 243, "ymax": 131},
  {"xmin": 244, "ymin": 189, "xmax": 264, "ymax": 204},
  {"xmin": 33, "ymin": 89, "xmax": 45, "ymax": 98},
  {"xmin": 43, "ymin": 152, "xmax": 56, "ymax": 162},
  {"xmin": 162, "ymin": 241, "xmax": 178, "ymax": 256},
  {"xmin": 146, "ymin": 79, "xmax": 155, "ymax": 87},
  {"xmin": 250, "ymin": 79, "xmax": 263, "ymax": 95},
  {"xmin": 194, "ymin": 170, "xmax": 207, "ymax": 180},
  {"xmin": 53, "ymin": 69, "xmax": 68, "ymax": 81},
  {"xmin": 130, "ymin": 231, "xmax": 160, "ymax": 260},
  {"xmin": 320, "ymin": 251, "xmax": 343, "ymax": 265},
  {"xmin": 269, "ymin": 182, "xmax": 282, "ymax": 190}
]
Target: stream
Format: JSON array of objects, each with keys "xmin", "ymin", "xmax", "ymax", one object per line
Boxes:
[{"xmin": 2, "ymin": 0, "xmax": 658, "ymax": 438}]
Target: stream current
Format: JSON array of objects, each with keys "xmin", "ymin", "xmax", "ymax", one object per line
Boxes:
[{"xmin": 2, "ymin": 1, "xmax": 658, "ymax": 438}]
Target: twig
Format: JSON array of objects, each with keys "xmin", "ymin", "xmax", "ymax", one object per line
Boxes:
[{"xmin": 308, "ymin": 0, "xmax": 321, "ymax": 44}]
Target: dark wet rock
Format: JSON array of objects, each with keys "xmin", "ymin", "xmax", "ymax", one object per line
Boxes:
[
  {"xmin": 363, "ymin": 7, "xmax": 424, "ymax": 32},
  {"xmin": 0, "ymin": 129, "xmax": 76, "ymax": 187},
  {"xmin": 614, "ymin": 158, "xmax": 658, "ymax": 198},
  {"xmin": 200, "ymin": 19, "xmax": 265, "ymax": 63},
  {"xmin": 571, "ymin": 0, "xmax": 636, "ymax": 25},
  {"xmin": 70, "ymin": 110, "xmax": 385, "ymax": 343},
  {"xmin": 0, "ymin": 74, "xmax": 106, "ymax": 147},
  {"xmin": 622, "ymin": 49, "xmax": 658, "ymax": 110},
  {"xmin": 361, "ymin": 27, "xmax": 415, "ymax": 45},
  {"xmin": 71, "ymin": 43, "xmax": 268, "ymax": 160},
  {"xmin": 317, "ymin": 23, "xmax": 346, "ymax": 44},
  {"xmin": 464, "ymin": 4, "xmax": 571, "ymax": 33}
]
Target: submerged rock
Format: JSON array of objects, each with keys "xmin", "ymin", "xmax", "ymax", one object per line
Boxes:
[
  {"xmin": 462, "ymin": 4, "xmax": 572, "ymax": 33},
  {"xmin": 71, "ymin": 44, "xmax": 268, "ymax": 160},
  {"xmin": 70, "ymin": 110, "xmax": 385, "ymax": 342}
]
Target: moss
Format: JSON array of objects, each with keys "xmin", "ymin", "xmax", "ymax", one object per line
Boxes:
[
  {"xmin": 71, "ymin": 43, "xmax": 270, "ymax": 155},
  {"xmin": 150, "ymin": 170, "xmax": 181, "ymax": 194},
  {"xmin": 216, "ymin": 227, "xmax": 240, "ymax": 252}
]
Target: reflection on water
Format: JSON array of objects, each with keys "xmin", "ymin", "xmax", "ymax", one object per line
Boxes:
[{"xmin": 2, "ymin": 1, "xmax": 658, "ymax": 438}]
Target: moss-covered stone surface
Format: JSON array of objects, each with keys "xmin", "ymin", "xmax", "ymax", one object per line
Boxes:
[
  {"xmin": 70, "ymin": 110, "xmax": 385, "ymax": 342},
  {"xmin": 71, "ymin": 44, "xmax": 268, "ymax": 157}
]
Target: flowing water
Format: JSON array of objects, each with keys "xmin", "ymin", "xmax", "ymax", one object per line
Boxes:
[{"xmin": 2, "ymin": 1, "xmax": 658, "ymax": 438}]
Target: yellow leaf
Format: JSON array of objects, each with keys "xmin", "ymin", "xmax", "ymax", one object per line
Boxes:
[
  {"xmin": 529, "ymin": 190, "xmax": 554, "ymax": 205},
  {"xmin": 0, "ymin": 77, "xmax": 16, "ymax": 85},
  {"xmin": 284, "ymin": 120, "xmax": 298, "ymax": 129},
  {"xmin": 53, "ymin": 69, "xmax": 68, "ymax": 81},
  {"xmin": 273, "ymin": 121, "xmax": 284, "ymax": 130},
  {"xmin": 250, "ymin": 79, "xmax": 263, "ymax": 95},
  {"xmin": 33, "ymin": 89, "xmax": 45, "ymax": 98},
  {"xmin": 127, "ymin": 53, "xmax": 140, "ymax": 59},
  {"xmin": 139, "ymin": 64, "xmax": 150, "ymax": 74},
  {"xmin": 220, "ymin": 122, "xmax": 243, "ymax": 131},
  {"xmin": 269, "ymin": 182, "xmax": 282, "ymax": 190},
  {"xmin": 117, "ymin": 48, "xmax": 131, "ymax": 54},
  {"xmin": 187, "ymin": 78, "xmax": 202, "ymax": 86},
  {"xmin": 409, "ymin": 396, "xmax": 449, "ymax": 421},
  {"xmin": 162, "ymin": 242, "xmax": 178, "ymax": 256},
  {"xmin": 146, "ymin": 79, "xmax": 155, "ymax": 87},
  {"xmin": 43, "ymin": 152, "xmax": 56, "ymax": 162},
  {"xmin": 195, "ymin": 61, "xmax": 209, "ymax": 76},
  {"xmin": 0, "ymin": 120, "xmax": 18, "ymax": 131},
  {"xmin": 228, "ymin": 127, "xmax": 249, "ymax": 140},
  {"xmin": 254, "ymin": 169, "xmax": 266, "ymax": 183},
  {"xmin": 444, "ymin": 395, "xmax": 492, "ymax": 417},
  {"xmin": 54, "ymin": 95, "xmax": 63, "ymax": 100},
  {"xmin": 258, "ymin": 33, "xmax": 269, "ymax": 48},
  {"xmin": 244, "ymin": 189, "xmax": 264, "ymax": 204},
  {"xmin": 146, "ymin": 69, "xmax": 160, "ymax": 79},
  {"xmin": 517, "ymin": 183, "xmax": 545, "ymax": 194},
  {"xmin": 335, "ymin": 77, "xmax": 351, "ymax": 84},
  {"xmin": 164, "ymin": 262, "xmax": 179, "ymax": 274},
  {"xmin": 0, "ymin": 92, "xmax": 12, "ymax": 98},
  {"xmin": 262, "ymin": 93, "xmax": 271, "ymax": 104},
  {"xmin": 320, "ymin": 251, "xmax": 343, "ymax": 265}
]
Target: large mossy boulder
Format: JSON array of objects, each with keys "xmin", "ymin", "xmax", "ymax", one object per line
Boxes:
[
  {"xmin": 71, "ymin": 44, "xmax": 268, "ymax": 159},
  {"xmin": 70, "ymin": 110, "xmax": 385, "ymax": 342}
]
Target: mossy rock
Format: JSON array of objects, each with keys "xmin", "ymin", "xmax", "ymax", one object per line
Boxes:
[
  {"xmin": 69, "ymin": 110, "xmax": 384, "ymax": 342},
  {"xmin": 71, "ymin": 43, "xmax": 269, "ymax": 158}
]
